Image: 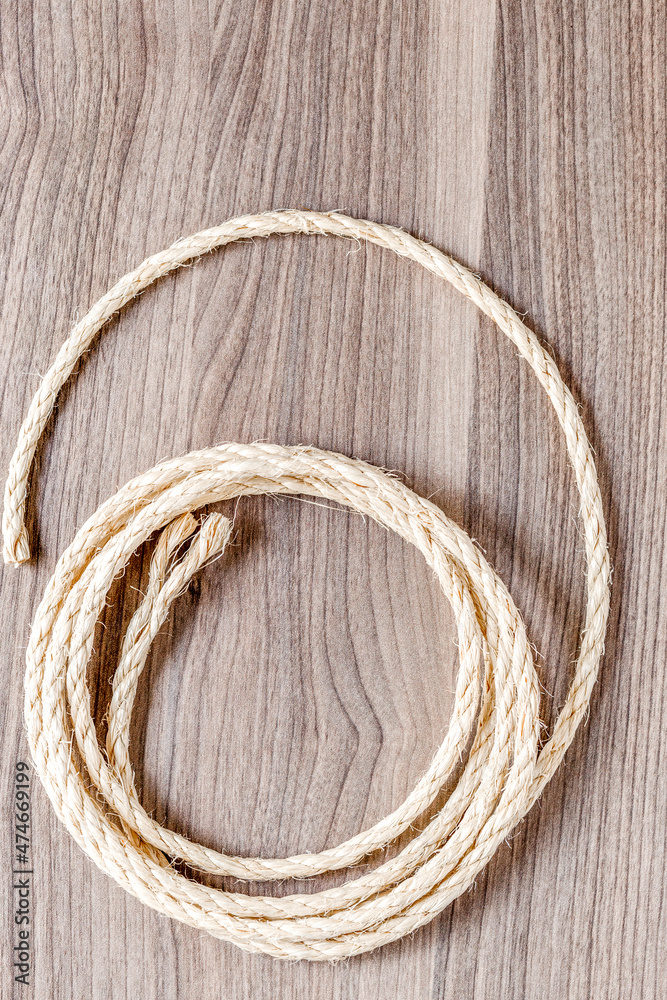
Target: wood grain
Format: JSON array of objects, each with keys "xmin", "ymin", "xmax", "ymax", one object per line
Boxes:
[{"xmin": 1, "ymin": 0, "xmax": 665, "ymax": 996}]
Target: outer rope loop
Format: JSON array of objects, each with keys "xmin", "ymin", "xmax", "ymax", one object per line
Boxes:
[{"xmin": 5, "ymin": 211, "xmax": 610, "ymax": 959}]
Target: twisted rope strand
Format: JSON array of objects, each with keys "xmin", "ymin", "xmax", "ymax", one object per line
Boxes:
[{"xmin": 4, "ymin": 212, "xmax": 610, "ymax": 959}]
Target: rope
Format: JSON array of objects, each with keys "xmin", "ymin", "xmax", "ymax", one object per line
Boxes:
[{"xmin": 3, "ymin": 211, "xmax": 610, "ymax": 960}]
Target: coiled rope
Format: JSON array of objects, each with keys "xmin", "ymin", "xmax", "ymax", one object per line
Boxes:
[{"xmin": 3, "ymin": 211, "xmax": 610, "ymax": 960}]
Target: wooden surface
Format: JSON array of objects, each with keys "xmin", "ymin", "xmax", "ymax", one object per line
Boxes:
[{"xmin": 1, "ymin": 1, "xmax": 666, "ymax": 997}]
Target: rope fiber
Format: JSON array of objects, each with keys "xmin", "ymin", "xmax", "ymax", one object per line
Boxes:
[{"xmin": 3, "ymin": 211, "xmax": 610, "ymax": 959}]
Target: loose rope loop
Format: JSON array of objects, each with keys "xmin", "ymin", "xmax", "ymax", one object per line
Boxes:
[{"xmin": 4, "ymin": 211, "xmax": 610, "ymax": 960}]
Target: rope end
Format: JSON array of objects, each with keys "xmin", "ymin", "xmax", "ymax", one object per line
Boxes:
[
  {"xmin": 198, "ymin": 513, "xmax": 232, "ymax": 561},
  {"xmin": 3, "ymin": 526, "xmax": 30, "ymax": 566}
]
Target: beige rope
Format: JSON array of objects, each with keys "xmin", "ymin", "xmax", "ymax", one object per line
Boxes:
[{"xmin": 4, "ymin": 211, "xmax": 610, "ymax": 960}]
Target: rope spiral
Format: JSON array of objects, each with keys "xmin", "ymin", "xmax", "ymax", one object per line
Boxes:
[{"xmin": 4, "ymin": 211, "xmax": 610, "ymax": 960}]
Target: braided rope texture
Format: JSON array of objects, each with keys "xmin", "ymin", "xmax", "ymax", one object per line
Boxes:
[{"xmin": 3, "ymin": 211, "xmax": 610, "ymax": 960}]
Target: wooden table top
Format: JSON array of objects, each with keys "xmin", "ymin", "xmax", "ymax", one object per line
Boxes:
[{"xmin": 1, "ymin": 2, "xmax": 664, "ymax": 997}]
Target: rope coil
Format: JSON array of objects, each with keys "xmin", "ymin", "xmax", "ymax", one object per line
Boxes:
[{"xmin": 4, "ymin": 211, "xmax": 610, "ymax": 959}]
